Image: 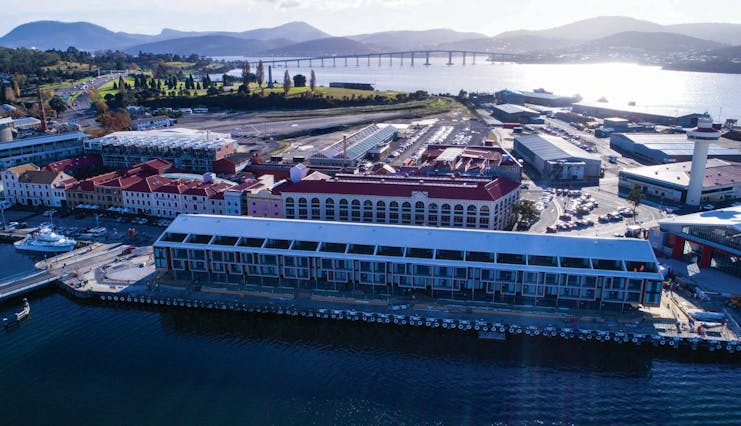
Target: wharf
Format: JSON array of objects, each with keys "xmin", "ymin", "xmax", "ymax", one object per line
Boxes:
[
  {"xmin": 0, "ymin": 242, "xmax": 121, "ymax": 302},
  {"xmin": 45, "ymin": 245, "xmax": 741, "ymax": 359},
  {"xmin": 4, "ymin": 243, "xmax": 739, "ymax": 358}
]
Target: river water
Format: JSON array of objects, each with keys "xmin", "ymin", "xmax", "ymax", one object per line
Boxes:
[
  {"xmin": 217, "ymin": 60, "xmax": 741, "ymax": 121},
  {"xmin": 1, "ymin": 244, "xmax": 740, "ymax": 424}
]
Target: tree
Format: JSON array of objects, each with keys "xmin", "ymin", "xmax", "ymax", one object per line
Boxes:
[
  {"xmin": 283, "ymin": 70, "xmax": 292, "ymax": 95},
  {"xmin": 627, "ymin": 185, "xmax": 644, "ymax": 217},
  {"xmin": 48, "ymin": 95, "xmax": 67, "ymax": 117},
  {"xmin": 293, "ymin": 73, "xmax": 306, "ymax": 88},
  {"xmin": 309, "ymin": 69, "xmax": 316, "ymax": 92},
  {"xmin": 512, "ymin": 200, "xmax": 540, "ymax": 227},
  {"xmin": 242, "ymin": 61, "xmax": 251, "ymax": 90},
  {"xmin": 256, "ymin": 60, "xmax": 265, "ymax": 88}
]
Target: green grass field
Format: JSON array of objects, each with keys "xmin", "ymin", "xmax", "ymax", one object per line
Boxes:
[{"xmin": 163, "ymin": 61, "xmax": 196, "ymax": 69}]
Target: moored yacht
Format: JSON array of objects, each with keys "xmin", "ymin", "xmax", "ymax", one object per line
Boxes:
[{"xmin": 14, "ymin": 226, "xmax": 77, "ymax": 253}]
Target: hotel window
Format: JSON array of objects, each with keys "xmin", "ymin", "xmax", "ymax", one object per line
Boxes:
[
  {"xmin": 389, "ymin": 201, "xmax": 399, "ymax": 223},
  {"xmin": 339, "ymin": 199, "xmax": 349, "ymax": 220},
  {"xmin": 592, "ymin": 259, "xmax": 624, "ymax": 271},
  {"xmin": 298, "ymin": 198, "xmax": 308, "ymax": 219},
  {"xmin": 466, "ymin": 205, "xmax": 477, "ymax": 227},
  {"xmin": 497, "ymin": 253, "xmax": 525, "ymax": 265},
  {"xmin": 285, "ymin": 197, "xmax": 295, "ymax": 216},
  {"xmin": 351, "ymin": 200, "xmax": 361, "ymax": 221},
  {"xmin": 479, "ymin": 206, "xmax": 490, "ymax": 228},
  {"xmin": 561, "ymin": 257, "xmax": 590, "ymax": 269},
  {"xmin": 311, "ymin": 198, "xmax": 321, "ymax": 219},
  {"xmin": 414, "ymin": 201, "xmax": 425, "ymax": 225},
  {"xmin": 363, "ymin": 200, "xmax": 373, "ymax": 220},
  {"xmin": 453, "ymin": 204, "xmax": 464, "ymax": 227},
  {"xmin": 401, "ymin": 202, "xmax": 412, "ymax": 224},
  {"xmin": 325, "ymin": 198, "xmax": 335, "ymax": 216},
  {"xmin": 376, "ymin": 200, "xmax": 386, "ymax": 222}
]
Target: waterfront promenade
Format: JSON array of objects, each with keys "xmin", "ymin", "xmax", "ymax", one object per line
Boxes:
[{"xmin": 33, "ymin": 244, "xmax": 740, "ymax": 356}]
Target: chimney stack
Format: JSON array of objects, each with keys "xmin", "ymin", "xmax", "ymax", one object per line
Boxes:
[{"xmin": 37, "ymin": 86, "xmax": 48, "ymax": 133}]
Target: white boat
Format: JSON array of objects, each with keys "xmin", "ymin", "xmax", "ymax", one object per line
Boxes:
[
  {"xmin": 88, "ymin": 227, "xmax": 107, "ymax": 236},
  {"xmin": 14, "ymin": 226, "xmax": 76, "ymax": 253}
]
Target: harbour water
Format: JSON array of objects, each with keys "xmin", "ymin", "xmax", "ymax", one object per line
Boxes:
[
  {"xmin": 1, "ymin": 244, "xmax": 740, "ymax": 424},
  {"xmin": 219, "ymin": 60, "xmax": 741, "ymax": 121}
]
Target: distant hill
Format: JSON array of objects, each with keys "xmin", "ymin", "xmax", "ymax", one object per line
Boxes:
[
  {"xmin": 706, "ymin": 44, "xmax": 741, "ymax": 59},
  {"xmin": 578, "ymin": 31, "xmax": 724, "ymax": 53},
  {"xmin": 496, "ymin": 16, "xmax": 664, "ymax": 41},
  {"xmin": 665, "ymin": 23, "xmax": 741, "ymax": 45},
  {"xmin": 0, "ymin": 20, "xmax": 329, "ymax": 52},
  {"xmin": 1, "ymin": 16, "xmax": 740, "ymax": 60},
  {"xmin": 238, "ymin": 21, "xmax": 330, "ymax": 43},
  {"xmin": 125, "ymin": 35, "xmax": 293, "ymax": 56},
  {"xmin": 349, "ymin": 29, "xmax": 487, "ymax": 51},
  {"xmin": 263, "ymin": 37, "xmax": 376, "ymax": 56},
  {"xmin": 439, "ymin": 34, "xmax": 578, "ymax": 53},
  {"xmin": 0, "ymin": 21, "xmax": 145, "ymax": 50}
]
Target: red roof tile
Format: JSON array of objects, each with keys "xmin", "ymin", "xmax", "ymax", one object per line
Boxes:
[{"xmin": 277, "ymin": 174, "xmax": 519, "ymax": 202}]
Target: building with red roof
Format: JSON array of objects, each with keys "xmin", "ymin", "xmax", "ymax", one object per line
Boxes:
[
  {"xmin": 277, "ymin": 173, "xmax": 521, "ymax": 230},
  {"xmin": 66, "ymin": 158, "xmax": 172, "ymax": 210},
  {"xmin": 1, "ymin": 163, "xmax": 76, "ymax": 208},
  {"xmin": 42, "ymin": 154, "xmax": 103, "ymax": 178}
]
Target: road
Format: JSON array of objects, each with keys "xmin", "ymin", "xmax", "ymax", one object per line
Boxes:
[
  {"xmin": 56, "ymin": 72, "xmax": 125, "ymax": 118},
  {"xmin": 0, "ymin": 271, "xmax": 56, "ymax": 301}
]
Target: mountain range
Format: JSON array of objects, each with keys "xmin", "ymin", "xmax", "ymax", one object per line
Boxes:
[{"xmin": 1, "ymin": 16, "xmax": 740, "ymax": 60}]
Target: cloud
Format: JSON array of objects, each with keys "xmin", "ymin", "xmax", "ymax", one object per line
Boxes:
[{"xmin": 279, "ymin": 0, "xmax": 301, "ymax": 8}]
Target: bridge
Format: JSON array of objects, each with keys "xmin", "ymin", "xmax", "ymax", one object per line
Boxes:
[
  {"xmin": 252, "ymin": 50, "xmax": 525, "ymax": 68},
  {"xmin": 0, "ymin": 270, "xmax": 58, "ymax": 302}
]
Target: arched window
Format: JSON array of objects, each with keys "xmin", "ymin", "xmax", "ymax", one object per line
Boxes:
[
  {"xmin": 285, "ymin": 197, "xmax": 296, "ymax": 218},
  {"xmin": 363, "ymin": 200, "xmax": 373, "ymax": 221},
  {"xmin": 466, "ymin": 205, "xmax": 477, "ymax": 228},
  {"xmin": 297, "ymin": 197, "xmax": 308, "ymax": 219},
  {"xmin": 479, "ymin": 206, "xmax": 490, "ymax": 228},
  {"xmin": 389, "ymin": 201, "xmax": 399, "ymax": 223},
  {"xmin": 453, "ymin": 204, "xmax": 464, "ymax": 227},
  {"xmin": 311, "ymin": 198, "xmax": 321, "ymax": 220},
  {"xmin": 351, "ymin": 199, "xmax": 361, "ymax": 222},
  {"xmin": 325, "ymin": 198, "xmax": 336, "ymax": 220},
  {"xmin": 401, "ymin": 202, "xmax": 412, "ymax": 224},
  {"xmin": 428, "ymin": 203, "xmax": 439, "ymax": 226},
  {"xmin": 339, "ymin": 199, "xmax": 349, "ymax": 220},
  {"xmin": 414, "ymin": 201, "xmax": 425, "ymax": 225},
  {"xmin": 376, "ymin": 200, "xmax": 386, "ymax": 222}
]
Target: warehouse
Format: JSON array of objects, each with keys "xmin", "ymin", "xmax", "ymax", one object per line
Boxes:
[
  {"xmin": 572, "ymin": 101, "xmax": 702, "ymax": 127},
  {"xmin": 491, "ymin": 104, "xmax": 541, "ymax": 124},
  {"xmin": 610, "ymin": 133, "xmax": 741, "ymax": 164},
  {"xmin": 618, "ymin": 158, "xmax": 741, "ymax": 205},
  {"xmin": 494, "ymin": 89, "xmax": 579, "ymax": 107},
  {"xmin": 308, "ymin": 124, "xmax": 396, "ymax": 168},
  {"xmin": 513, "ymin": 134, "xmax": 601, "ymax": 184}
]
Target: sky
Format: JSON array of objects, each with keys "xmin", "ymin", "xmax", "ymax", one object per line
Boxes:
[{"xmin": 2, "ymin": 0, "xmax": 741, "ymax": 36}]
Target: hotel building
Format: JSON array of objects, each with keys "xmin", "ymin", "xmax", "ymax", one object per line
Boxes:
[
  {"xmin": 154, "ymin": 216, "xmax": 664, "ymax": 311},
  {"xmin": 277, "ymin": 174, "xmax": 521, "ymax": 230}
]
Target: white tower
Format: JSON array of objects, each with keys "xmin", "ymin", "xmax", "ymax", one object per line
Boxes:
[{"xmin": 685, "ymin": 116, "xmax": 721, "ymax": 206}]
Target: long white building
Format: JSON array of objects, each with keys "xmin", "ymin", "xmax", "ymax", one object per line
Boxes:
[{"xmin": 154, "ymin": 216, "xmax": 664, "ymax": 310}]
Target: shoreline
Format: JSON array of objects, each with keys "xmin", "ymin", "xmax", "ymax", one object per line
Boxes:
[{"xmin": 48, "ymin": 275, "xmax": 741, "ymax": 361}]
